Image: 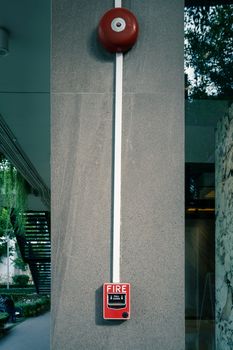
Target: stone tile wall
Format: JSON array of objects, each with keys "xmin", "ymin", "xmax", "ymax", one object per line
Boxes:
[{"xmin": 216, "ymin": 103, "xmax": 233, "ymax": 350}]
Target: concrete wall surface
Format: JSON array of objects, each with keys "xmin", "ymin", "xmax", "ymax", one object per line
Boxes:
[{"xmin": 51, "ymin": 0, "xmax": 184, "ymax": 349}]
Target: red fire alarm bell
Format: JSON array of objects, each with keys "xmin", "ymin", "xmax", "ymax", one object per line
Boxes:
[
  {"xmin": 103, "ymin": 283, "xmax": 130, "ymax": 320},
  {"xmin": 98, "ymin": 8, "xmax": 139, "ymax": 53}
]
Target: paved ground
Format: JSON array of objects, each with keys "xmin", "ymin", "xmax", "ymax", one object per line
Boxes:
[{"xmin": 0, "ymin": 312, "xmax": 50, "ymax": 350}]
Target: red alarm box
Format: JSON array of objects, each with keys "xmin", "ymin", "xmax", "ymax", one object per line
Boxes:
[{"xmin": 103, "ymin": 283, "xmax": 130, "ymax": 320}]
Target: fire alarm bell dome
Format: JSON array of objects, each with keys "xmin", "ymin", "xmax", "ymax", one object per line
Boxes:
[{"xmin": 98, "ymin": 8, "xmax": 139, "ymax": 53}]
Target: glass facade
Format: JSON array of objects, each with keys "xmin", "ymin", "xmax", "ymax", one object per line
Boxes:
[{"xmin": 185, "ymin": 4, "xmax": 233, "ymax": 349}]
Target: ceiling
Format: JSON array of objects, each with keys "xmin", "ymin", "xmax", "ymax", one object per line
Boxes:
[
  {"xmin": 0, "ymin": 0, "xmax": 50, "ymax": 209},
  {"xmin": 0, "ymin": 0, "xmax": 50, "ymax": 93}
]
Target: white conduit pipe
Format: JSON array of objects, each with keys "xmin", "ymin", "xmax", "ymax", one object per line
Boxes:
[
  {"xmin": 112, "ymin": 0, "xmax": 123, "ymax": 283},
  {"xmin": 115, "ymin": 0, "xmax": 122, "ymax": 7}
]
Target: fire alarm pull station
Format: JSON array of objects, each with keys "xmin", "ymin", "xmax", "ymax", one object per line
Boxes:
[
  {"xmin": 103, "ymin": 283, "xmax": 130, "ymax": 320},
  {"xmin": 99, "ymin": 0, "xmax": 138, "ymax": 321}
]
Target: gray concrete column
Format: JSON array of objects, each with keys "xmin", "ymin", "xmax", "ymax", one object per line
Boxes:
[{"xmin": 51, "ymin": 1, "xmax": 184, "ymax": 349}]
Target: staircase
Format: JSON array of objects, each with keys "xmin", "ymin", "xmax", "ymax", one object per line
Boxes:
[{"xmin": 12, "ymin": 211, "xmax": 51, "ymax": 295}]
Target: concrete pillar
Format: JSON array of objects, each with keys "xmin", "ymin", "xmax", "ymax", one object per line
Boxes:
[
  {"xmin": 51, "ymin": 0, "xmax": 184, "ymax": 349},
  {"xmin": 216, "ymin": 103, "xmax": 233, "ymax": 350}
]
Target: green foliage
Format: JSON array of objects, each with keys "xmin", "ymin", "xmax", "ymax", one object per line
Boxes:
[
  {"xmin": 0, "ymin": 290, "xmax": 50, "ymax": 319},
  {"xmin": 12, "ymin": 257, "xmax": 28, "ymax": 271},
  {"xmin": 12, "ymin": 275, "xmax": 29, "ymax": 287},
  {"xmin": 0, "ymin": 312, "xmax": 9, "ymax": 325},
  {"xmin": 0, "ymin": 156, "xmax": 28, "ymax": 261},
  {"xmin": 185, "ymin": 5, "xmax": 233, "ymax": 98},
  {"xmin": 12, "ymin": 244, "xmax": 28, "ymax": 271},
  {"xmin": 15, "ymin": 296, "xmax": 50, "ymax": 317},
  {"xmin": 0, "ymin": 235, "xmax": 15, "ymax": 263},
  {"xmin": 0, "ymin": 289, "xmax": 36, "ymax": 299},
  {"xmin": 0, "ymin": 240, "xmax": 7, "ymax": 262},
  {"xmin": 0, "ymin": 208, "xmax": 11, "ymax": 238},
  {"xmin": 0, "ymin": 157, "xmax": 27, "ymax": 231}
]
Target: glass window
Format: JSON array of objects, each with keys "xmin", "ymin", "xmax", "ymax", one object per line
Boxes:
[{"xmin": 185, "ymin": 3, "xmax": 233, "ymax": 349}]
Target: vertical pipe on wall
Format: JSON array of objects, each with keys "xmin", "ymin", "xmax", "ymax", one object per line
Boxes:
[
  {"xmin": 112, "ymin": 0, "xmax": 123, "ymax": 283},
  {"xmin": 115, "ymin": 0, "xmax": 122, "ymax": 8},
  {"xmin": 112, "ymin": 51, "xmax": 123, "ymax": 283}
]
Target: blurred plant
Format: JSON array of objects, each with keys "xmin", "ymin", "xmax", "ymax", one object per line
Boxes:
[
  {"xmin": 0, "ymin": 155, "xmax": 28, "ymax": 262},
  {"xmin": 15, "ymin": 296, "xmax": 50, "ymax": 317},
  {"xmin": 185, "ymin": 5, "xmax": 233, "ymax": 99},
  {"xmin": 12, "ymin": 257, "xmax": 28, "ymax": 272},
  {"xmin": 12, "ymin": 274, "xmax": 29, "ymax": 287}
]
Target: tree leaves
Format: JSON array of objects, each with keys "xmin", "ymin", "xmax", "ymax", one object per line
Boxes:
[
  {"xmin": 0, "ymin": 157, "xmax": 28, "ymax": 261},
  {"xmin": 185, "ymin": 5, "xmax": 233, "ymax": 98}
]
